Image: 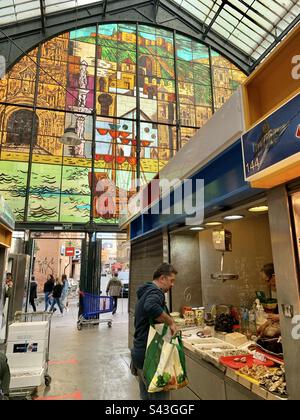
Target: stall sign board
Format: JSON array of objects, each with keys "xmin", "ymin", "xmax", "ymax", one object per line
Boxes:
[{"xmin": 242, "ymin": 93, "xmax": 300, "ymax": 188}]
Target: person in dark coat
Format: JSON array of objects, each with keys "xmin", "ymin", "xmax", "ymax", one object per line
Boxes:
[
  {"xmin": 29, "ymin": 276, "xmax": 38, "ymax": 312},
  {"xmin": 49, "ymin": 279, "xmax": 64, "ymax": 315},
  {"xmin": 131, "ymin": 263, "xmax": 178, "ymax": 400},
  {"xmin": 43, "ymin": 274, "xmax": 55, "ymax": 311},
  {"xmin": 0, "ymin": 353, "xmax": 10, "ymax": 400}
]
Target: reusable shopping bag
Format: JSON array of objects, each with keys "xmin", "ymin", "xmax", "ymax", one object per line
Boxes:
[{"xmin": 143, "ymin": 324, "xmax": 188, "ymax": 393}]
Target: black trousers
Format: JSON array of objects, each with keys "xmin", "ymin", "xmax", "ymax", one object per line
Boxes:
[
  {"xmin": 29, "ymin": 297, "xmax": 36, "ymax": 312},
  {"xmin": 112, "ymin": 296, "xmax": 118, "ymax": 313}
]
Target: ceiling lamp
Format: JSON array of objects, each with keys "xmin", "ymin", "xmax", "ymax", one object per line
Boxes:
[
  {"xmin": 205, "ymin": 221, "xmax": 222, "ymax": 226},
  {"xmin": 223, "ymin": 215, "xmax": 244, "ymax": 221},
  {"xmin": 59, "ymin": 126, "xmax": 81, "ymax": 146},
  {"xmin": 190, "ymin": 227, "xmax": 205, "ymax": 231},
  {"xmin": 248, "ymin": 205, "xmax": 269, "ymax": 213}
]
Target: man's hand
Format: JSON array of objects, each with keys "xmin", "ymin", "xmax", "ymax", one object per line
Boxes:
[
  {"xmin": 155, "ymin": 312, "xmax": 178, "ymax": 336},
  {"xmin": 169, "ymin": 321, "xmax": 178, "ymax": 337}
]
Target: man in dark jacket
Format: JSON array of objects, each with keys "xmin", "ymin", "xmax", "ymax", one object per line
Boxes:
[
  {"xmin": 49, "ymin": 279, "xmax": 64, "ymax": 315},
  {"xmin": 131, "ymin": 263, "xmax": 177, "ymax": 400}
]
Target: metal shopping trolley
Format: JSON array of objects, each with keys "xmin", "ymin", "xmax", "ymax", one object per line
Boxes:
[
  {"xmin": 77, "ymin": 292, "xmax": 113, "ymax": 331},
  {"xmin": 7, "ymin": 311, "xmax": 53, "ymax": 398}
]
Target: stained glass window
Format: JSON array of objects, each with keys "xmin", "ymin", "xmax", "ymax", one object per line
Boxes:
[{"xmin": 0, "ymin": 23, "xmax": 246, "ymax": 225}]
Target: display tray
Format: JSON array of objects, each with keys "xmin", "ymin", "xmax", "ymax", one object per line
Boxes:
[
  {"xmin": 260, "ymin": 384, "xmax": 288, "ymax": 400},
  {"xmin": 220, "ymin": 354, "xmax": 274, "ymax": 370}
]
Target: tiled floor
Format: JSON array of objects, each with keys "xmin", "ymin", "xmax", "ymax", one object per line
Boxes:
[{"xmin": 35, "ymin": 298, "xmax": 139, "ymax": 400}]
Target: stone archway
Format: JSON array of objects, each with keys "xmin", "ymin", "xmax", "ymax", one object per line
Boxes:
[{"xmin": 6, "ymin": 109, "xmax": 38, "ymax": 146}]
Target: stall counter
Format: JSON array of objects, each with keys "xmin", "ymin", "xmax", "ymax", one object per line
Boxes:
[{"xmin": 171, "ymin": 340, "xmax": 286, "ymax": 401}]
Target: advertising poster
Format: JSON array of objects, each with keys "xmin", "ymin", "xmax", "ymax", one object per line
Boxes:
[{"xmin": 242, "ymin": 93, "xmax": 300, "ymax": 180}]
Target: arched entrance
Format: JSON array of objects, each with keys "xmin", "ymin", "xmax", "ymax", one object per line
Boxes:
[{"xmin": 7, "ymin": 109, "xmax": 38, "ymax": 146}]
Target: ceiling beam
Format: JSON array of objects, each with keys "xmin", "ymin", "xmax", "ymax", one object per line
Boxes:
[
  {"xmin": 203, "ymin": 0, "xmax": 226, "ymax": 39},
  {"xmin": 154, "ymin": 0, "xmax": 160, "ymax": 23},
  {"xmin": 39, "ymin": 0, "xmax": 46, "ymax": 33},
  {"xmin": 103, "ymin": 0, "xmax": 108, "ymax": 17}
]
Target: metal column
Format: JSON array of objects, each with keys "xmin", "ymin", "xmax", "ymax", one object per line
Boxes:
[{"xmin": 267, "ymin": 185, "xmax": 300, "ymax": 400}]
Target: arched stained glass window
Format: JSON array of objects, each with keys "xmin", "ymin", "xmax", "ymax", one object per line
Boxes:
[{"xmin": 0, "ymin": 24, "xmax": 246, "ymax": 225}]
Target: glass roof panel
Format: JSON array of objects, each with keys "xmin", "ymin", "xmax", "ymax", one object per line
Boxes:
[
  {"xmin": 172, "ymin": 0, "xmax": 300, "ymax": 61},
  {"xmin": 0, "ymin": 0, "xmax": 299, "ymax": 66},
  {"xmin": 0, "ymin": 0, "xmax": 104, "ymax": 26}
]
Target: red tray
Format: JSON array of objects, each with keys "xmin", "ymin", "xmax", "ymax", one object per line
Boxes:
[{"xmin": 219, "ymin": 354, "xmax": 274, "ymax": 370}]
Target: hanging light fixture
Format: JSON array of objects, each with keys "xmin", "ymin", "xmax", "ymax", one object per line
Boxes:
[{"xmin": 59, "ymin": 125, "xmax": 81, "ymax": 146}]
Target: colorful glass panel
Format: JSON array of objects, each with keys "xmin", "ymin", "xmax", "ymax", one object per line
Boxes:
[
  {"xmin": 60, "ymin": 195, "xmax": 90, "ymax": 223},
  {"xmin": 28, "ymin": 193, "xmax": 60, "ymax": 222},
  {"xmin": 0, "ymin": 24, "xmax": 246, "ymax": 224}
]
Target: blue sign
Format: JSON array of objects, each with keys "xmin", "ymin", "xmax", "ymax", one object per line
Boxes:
[{"xmin": 242, "ymin": 93, "xmax": 300, "ymax": 179}]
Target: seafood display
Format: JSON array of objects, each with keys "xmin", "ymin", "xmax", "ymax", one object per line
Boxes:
[{"xmin": 259, "ymin": 365, "xmax": 287, "ymax": 397}]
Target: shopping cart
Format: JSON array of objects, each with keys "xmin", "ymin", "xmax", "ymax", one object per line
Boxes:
[
  {"xmin": 77, "ymin": 293, "xmax": 113, "ymax": 331},
  {"xmin": 7, "ymin": 311, "xmax": 53, "ymax": 398}
]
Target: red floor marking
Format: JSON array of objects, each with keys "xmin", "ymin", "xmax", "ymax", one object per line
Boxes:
[
  {"xmin": 49, "ymin": 358, "xmax": 78, "ymax": 365},
  {"xmin": 36, "ymin": 391, "xmax": 82, "ymax": 400}
]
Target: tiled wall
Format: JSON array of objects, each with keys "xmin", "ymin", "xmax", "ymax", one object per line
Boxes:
[{"xmin": 199, "ymin": 214, "xmax": 273, "ymax": 309}]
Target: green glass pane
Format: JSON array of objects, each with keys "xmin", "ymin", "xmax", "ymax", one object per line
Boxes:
[
  {"xmin": 98, "ymin": 47, "xmax": 118, "ymax": 63},
  {"xmin": 178, "ymin": 60, "xmax": 194, "ymax": 82},
  {"xmin": 194, "ymin": 84, "xmax": 213, "ymax": 106},
  {"xmin": 160, "ymin": 58, "xmax": 175, "ymax": 79},
  {"xmin": 139, "ymin": 25, "xmax": 156, "ymax": 35},
  {"xmin": 156, "ymin": 28, "xmax": 173, "ymax": 38},
  {"xmin": 193, "ymin": 63, "xmax": 211, "ymax": 85},
  {"xmin": 192, "ymin": 42, "xmax": 209, "ymax": 60},
  {"xmin": 60, "ymin": 195, "xmax": 90, "ymax": 223},
  {"xmin": 176, "ymin": 34, "xmax": 193, "ymax": 61},
  {"xmin": 28, "ymin": 194, "xmax": 60, "ymax": 222},
  {"xmin": 61, "ymin": 167, "xmax": 91, "ymax": 195},
  {"xmin": 0, "ymin": 191, "xmax": 25, "ymax": 222},
  {"xmin": 98, "ymin": 24, "xmax": 118, "ymax": 44},
  {"xmin": 70, "ymin": 27, "xmax": 97, "ymax": 43},
  {"xmin": 0, "ymin": 160, "xmax": 28, "ymax": 193},
  {"xmin": 118, "ymin": 23, "xmax": 136, "ymax": 33},
  {"xmin": 30, "ymin": 163, "xmax": 61, "ymax": 194}
]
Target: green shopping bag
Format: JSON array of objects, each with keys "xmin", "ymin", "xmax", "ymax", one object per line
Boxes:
[{"xmin": 143, "ymin": 324, "xmax": 188, "ymax": 393}]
